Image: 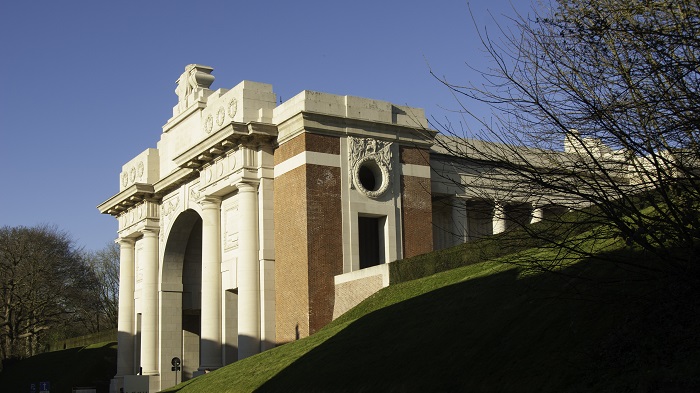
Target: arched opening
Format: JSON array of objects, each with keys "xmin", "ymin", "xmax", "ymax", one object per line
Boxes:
[{"xmin": 161, "ymin": 209, "xmax": 202, "ymax": 382}]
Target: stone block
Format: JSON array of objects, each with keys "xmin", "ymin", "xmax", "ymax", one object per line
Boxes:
[{"xmin": 120, "ymin": 148, "xmax": 159, "ymax": 191}]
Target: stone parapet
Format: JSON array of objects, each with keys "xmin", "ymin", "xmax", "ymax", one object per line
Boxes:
[
  {"xmin": 332, "ymin": 264, "xmax": 390, "ymax": 319},
  {"xmin": 120, "ymin": 149, "xmax": 160, "ymax": 191}
]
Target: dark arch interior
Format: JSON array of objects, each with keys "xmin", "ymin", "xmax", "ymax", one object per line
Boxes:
[{"xmin": 162, "ymin": 209, "xmax": 202, "ymax": 380}]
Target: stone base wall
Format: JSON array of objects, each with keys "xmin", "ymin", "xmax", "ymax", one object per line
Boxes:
[{"xmin": 332, "ymin": 264, "xmax": 390, "ymax": 319}]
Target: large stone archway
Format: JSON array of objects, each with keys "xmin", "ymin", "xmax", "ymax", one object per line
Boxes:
[{"xmin": 160, "ymin": 209, "xmax": 202, "ymax": 382}]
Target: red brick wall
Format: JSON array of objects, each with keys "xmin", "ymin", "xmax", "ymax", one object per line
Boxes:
[
  {"xmin": 274, "ymin": 133, "xmax": 342, "ymax": 342},
  {"xmin": 274, "ymin": 164, "xmax": 310, "ymax": 343},
  {"xmin": 400, "ymin": 146, "xmax": 430, "ymax": 166},
  {"xmin": 401, "ymin": 175, "xmax": 433, "ymax": 258},
  {"xmin": 274, "ymin": 133, "xmax": 340, "ymax": 165},
  {"xmin": 400, "ymin": 147, "xmax": 433, "ymax": 258},
  {"xmin": 305, "ymin": 164, "xmax": 343, "ymax": 334}
]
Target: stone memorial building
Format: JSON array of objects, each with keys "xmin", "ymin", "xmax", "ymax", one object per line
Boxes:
[{"xmin": 99, "ymin": 64, "xmax": 566, "ymax": 392}]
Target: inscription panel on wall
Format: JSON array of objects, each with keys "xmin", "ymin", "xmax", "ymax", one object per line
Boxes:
[{"xmin": 224, "ymin": 200, "xmax": 239, "ymax": 250}]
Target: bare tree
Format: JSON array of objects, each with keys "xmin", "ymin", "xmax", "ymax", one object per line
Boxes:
[
  {"xmin": 0, "ymin": 225, "xmax": 95, "ymax": 363},
  {"xmin": 430, "ymin": 0, "xmax": 700, "ymax": 277},
  {"xmin": 82, "ymin": 242, "xmax": 120, "ymax": 331}
]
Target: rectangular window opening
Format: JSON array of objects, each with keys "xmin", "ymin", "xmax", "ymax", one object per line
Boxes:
[{"xmin": 358, "ymin": 215, "xmax": 386, "ymax": 269}]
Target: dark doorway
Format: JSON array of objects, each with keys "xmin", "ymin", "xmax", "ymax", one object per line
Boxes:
[{"xmin": 359, "ymin": 216, "xmax": 383, "ymax": 269}]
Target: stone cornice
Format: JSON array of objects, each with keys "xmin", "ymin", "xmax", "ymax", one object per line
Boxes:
[
  {"xmin": 173, "ymin": 121, "xmax": 278, "ymax": 170},
  {"xmin": 163, "ymin": 100, "xmax": 207, "ymax": 132},
  {"xmin": 152, "ymin": 167, "xmax": 199, "ymax": 198},
  {"xmin": 276, "ymin": 111, "xmax": 436, "ymax": 148},
  {"xmin": 97, "ymin": 183, "xmax": 155, "ymax": 216}
]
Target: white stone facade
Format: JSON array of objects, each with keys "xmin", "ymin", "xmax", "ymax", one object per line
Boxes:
[{"xmin": 99, "ymin": 64, "xmax": 569, "ymax": 392}]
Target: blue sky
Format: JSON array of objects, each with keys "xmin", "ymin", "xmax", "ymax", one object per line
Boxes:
[{"xmin": 0, "ymin": 0, "xmax": 532, "ymax": 251}]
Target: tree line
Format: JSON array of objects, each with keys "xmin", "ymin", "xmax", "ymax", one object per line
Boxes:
[{"xmin": 0, "ymin": 225, "xmax": 118, "ymax": 370}]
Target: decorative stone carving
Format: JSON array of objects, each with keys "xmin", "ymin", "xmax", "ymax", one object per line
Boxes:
[
  {"xmin": 175, "ymin": 64, "xmax": 215, "ymax": 113},
  {"xmin": 117, "ymin": 149, "xmax": 159, "ymax": 192},
  {"xmin": 349, "ymin": 136, "xmax": 393, "ymax": 198},
  {"xmin": 216, "ymin": 107, "xmax": 226, "ymax": 126},
  {"xmin": 162, "ymin": 196, "xmax": 180, "ymax": 217},
  {"xmin": 117, "ymin": 200, "xmax": 160, "ymax": 233},
  {"xmin": 204, "ymin": 114, "xmax": 214, "ymax": 134},
  {"xmin": 189, "ymin": 182, "xmax": 202, "ymax": 203},
  {"xmin": 227, "ymin": 98, "xmax": 238, "ymax": 119},
  {"xmin": 122, "ymin": 160, "xmax": 146, "ymax": 189}
]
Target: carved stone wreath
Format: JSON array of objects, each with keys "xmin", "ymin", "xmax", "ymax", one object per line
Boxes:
[
  {"xmin": 349, "ymin": 136, "xmax": 393, "ymax": 198},
  {"xmin": 204, "ymin": 114, "xmax": 214, "ymax": 134},
  {"xmin": 227, "ymin": 98, "xmax": 238, "ymax": 119},
  {"xmin": 216, "ymin": 107, "xmax": 226, "ymax": 126}
]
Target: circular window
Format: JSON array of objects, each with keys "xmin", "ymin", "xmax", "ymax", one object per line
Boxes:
[
  {"xmin": 358, "ymin": 162, "xmax": 380, "ymax": 191},
  {"xmin": 353, "ymin": 157, "xmax": 390, "ymax": 198}
]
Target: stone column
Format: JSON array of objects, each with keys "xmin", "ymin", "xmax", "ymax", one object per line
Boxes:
[
  {"xmin": 531, "ymin": 206, "xmax": 544, "ymax": 224},
  {"xmin": 492, "ymin": 202, "xmax": 507, "ymax": 235},
  {"xmin": 200, "ymin": 197, "xmax": 222, "ymax": 370},
  {"xmin": 451, "ymin": 197, "xmax": 467, "ymax": 246},
  {"xmin": 116, "ymin": 238, "xmax": 135, "ymax": 378},
  {"xmin": 237, "ymin": 182, "xmax": 260, "ymax": 359},
  {"xmin": 140, "ymin": 229, "xmax": 159, "ymax": 375}
]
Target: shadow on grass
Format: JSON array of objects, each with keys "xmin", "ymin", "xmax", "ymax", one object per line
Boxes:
[{"xmin": 256, "ymin": 252, "xmax": 700, "ymax": 393}]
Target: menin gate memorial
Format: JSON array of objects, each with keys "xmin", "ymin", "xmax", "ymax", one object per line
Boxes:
[{"xmin": 99, "ymin": 64, "xmax": 564, "ymax": 392}]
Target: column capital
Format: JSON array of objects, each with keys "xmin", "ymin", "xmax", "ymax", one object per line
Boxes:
[
  {"xmin": 141, "ymin": 227, "xmax": 159, "ymax": 237},
  {"xmin": 116, "ymin": 237, "xmax": 135, "ymax": 246},
  {"xmin": 200, "ymin": 195, "xmax": 222, "ymax": 208},
  {"xmin": 235, "ymin": 181, "xmax": 258, "ymax": 193}
]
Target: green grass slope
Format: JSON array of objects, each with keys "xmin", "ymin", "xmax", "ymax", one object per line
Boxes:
[
  {"xmin": 162, "ymin": 233, "xmax": 700, "ymax": 392},
  {"xmin": 0, "ymin": 341, "xmax": 117, "ymax": 393},
  {"xmin": 5, "ymin": 216, "xmax": 698, "ymax": 392}
]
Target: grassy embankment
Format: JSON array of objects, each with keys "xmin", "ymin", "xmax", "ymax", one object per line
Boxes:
[
  {"xmin": 161, "ymin": 215, "xmax": 700, "ymax": 392},
  {"xmin": 3, "ymin": 212, "xmax": 698, "ymax": 392}
]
